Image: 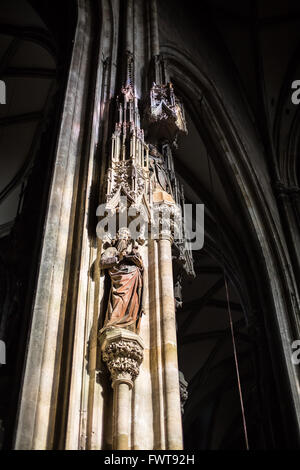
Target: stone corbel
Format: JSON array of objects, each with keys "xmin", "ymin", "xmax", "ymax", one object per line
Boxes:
[{"xmin": 100, "ymin": 328, "xmax": 144, "ymax": 389}]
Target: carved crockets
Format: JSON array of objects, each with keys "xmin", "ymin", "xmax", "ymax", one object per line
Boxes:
[{"xmin": 106, "ymin": 84, "xmax": 150, "ymax": 205}]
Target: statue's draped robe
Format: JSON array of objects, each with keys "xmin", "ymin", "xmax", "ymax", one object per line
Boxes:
[
  {"xmin": 100, "ymin": 247, "xmax": 143, "ymax": 332},
  {"xmin": 149, "ymin": 150, "xmax": 173, "ymax": 197}
]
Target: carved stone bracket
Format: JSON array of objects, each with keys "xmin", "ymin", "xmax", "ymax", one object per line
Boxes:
[{"xmin": 99, "ymin": 328, "xmax": 144, "ymax": 389}]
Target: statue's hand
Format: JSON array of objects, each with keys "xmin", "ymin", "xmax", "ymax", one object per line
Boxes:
[
  {"xmin": 118, "ymin": 249, "xmax": 128, "ymax": 261},
  {"xmin": 130, "ymin": 254, "xmax": 143, "ymax": 269}
]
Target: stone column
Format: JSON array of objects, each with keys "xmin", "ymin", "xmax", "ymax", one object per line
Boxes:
[
  {"xmin": 100, "ymin": 328, "xmax": 144, "ymax": 450},
  {"xmin": 158, "ymin": 234, "xmax": 183, "ymax": 450},
  {"xmin": 14, "ymin": 0, "xmax": 93, "ymax": 450}
]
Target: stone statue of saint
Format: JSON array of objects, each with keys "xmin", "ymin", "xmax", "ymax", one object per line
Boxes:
[
  {"xmin": 148, "ymin": 144, "xmax": 173, "ymax": 196},
  {"xmin": 100, "ymin": 228, "xmax": 144, "ymax": 334}
]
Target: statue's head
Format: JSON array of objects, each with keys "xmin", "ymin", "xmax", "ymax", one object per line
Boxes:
[
  {"xmin": 117, "ymin": 227, "xmax": 131, "ymax": 241},
  {"xmin": 115, "ymin": 227, "xmax": 131, "ymax": 253},
  {"xmin": 148, "ymin": 143, "xmax": 156, "ymax": 156}
]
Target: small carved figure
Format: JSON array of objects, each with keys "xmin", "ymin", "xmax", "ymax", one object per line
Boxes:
[
  {"xmin": 100, "ymin": 228, "xmax": 144, "ymax": 334},
  {"xmin": 149, "ymin": 144, "xmax": 173, "ymax": 195}
]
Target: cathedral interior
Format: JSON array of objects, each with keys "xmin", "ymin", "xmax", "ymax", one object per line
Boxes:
[{"xmin": 0, "ymin": 0, "xmax": 300, "ymax": 451}]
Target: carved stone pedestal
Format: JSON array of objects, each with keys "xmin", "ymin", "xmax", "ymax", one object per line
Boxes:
[{"xmin": 99, "ymin": 328, "xmax": 144, "ymax": 450}]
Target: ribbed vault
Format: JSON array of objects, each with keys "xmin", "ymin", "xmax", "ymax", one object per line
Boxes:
[{"xmin": 0, "ymin": 0, "xmax": 57, "ymax": 236}]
